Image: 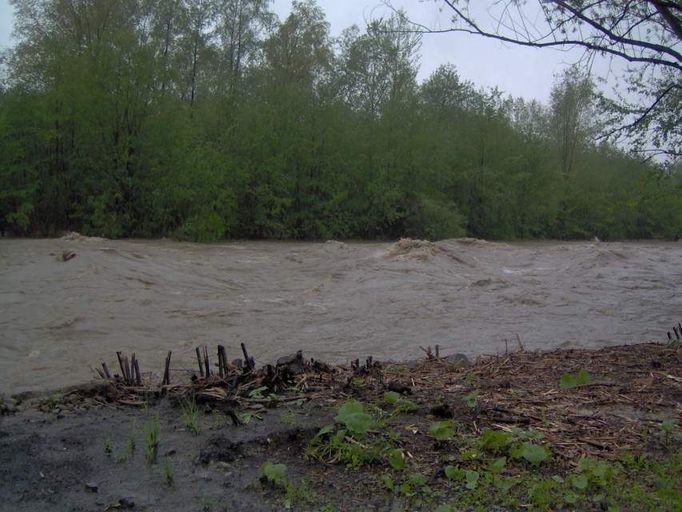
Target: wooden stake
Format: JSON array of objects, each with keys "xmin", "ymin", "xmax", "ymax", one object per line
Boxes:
[
  {"xmin": 101, "ymin": 362, "xmax": 112, "ymax": 379},
  {"xmin": 203, "ymin": 345, "xmax": 211, "ymax": 377},
  {"xmin": 132, "ymin": 355, "xmax": 141, "ymax": 386},
  {"xmin": 162, "ymin": 351, "xmax": 172, "ymax": 386},
  {"xmin": 130, "ymin": 353, "xmax": 137, "ymax": 384},
  {"xmin": 116, "ymin": 352, "xmax": 127, "ymax": 384},
  {"xmin": 218, "ymin": 345, "xmax": 227, "ymax": 378},
  {"xmin": 241, "ymin": 343, "xmax": 254, "ymax": 371},
  {"xmin": 122, "ymin": 355, "xmax": 132, "ymax": 385},
  {"xmin": 195, "ymin": 347, "xmax": 204, "ymax": 377},
  {"xmin": 516, "ymin": 334, "xmax": 525, "ymax": 352}
]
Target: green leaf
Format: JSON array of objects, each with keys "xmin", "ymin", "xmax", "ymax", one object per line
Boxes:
[
  {"xmin": 577, "ymin": 457, "xmax": 615, "ymax": 485},
  {"xmin": 395, "ymin": 398, "xmax": 418, "ymax": 414},
  {"xmin": 463, "ymin": 390, "xmax": 479, "ymax": 409},
  {"xmin": 572, "ymin": 474, "xmax": 589, "ymax": 491},
  {"xmin": 465, "ymin": 470, "xmax": 480, "ymax": 490},
  {"xmin": 461, "ymin": 448, "xmax": 482, "ymax": 460},
  {"xmin": 318, "ymin": 424, "xmax": 336, "ymax": 436},
  {"xmin": 495, "ymin": 477, "xmax": 515, "ymax": 493},
  {"xmin": 560, "ymin": 369, "xmax": 592, "ymax": 389},
  {"xmin": 399, "ymin": 481, "xmax": 414, "ymax": 496},
  {"xmin": 513, "ymin": 442, "xmax": 550, "ymax": 466},
  {"xmin": 564, "ymin": 491, "xmax": 580, "ymax": 504},
  {"xmin": 444, "ymin": 465, "xmax": 465, "ymax": 481},
  {"xmin": 488, "ymin": 456, "xmax": 507, "ymax": 474},
  {"xmin": 660, "ymin": 419, "xmax": 676, "ymax": 432},
  {"xmin": 335, "ymin": 400, "xmax": 375, "ymax": 435},
  {"xmin": 381, "ymin": 472, "xmax": 394, "ymax": 491},
  {"xmin": 388, "ymin": 449, "xmax": 405, "ymax": 470},
  {"xmin": 430, "ymin": 420, "xmax": 456, "ymax": 441},
  {"xmin": 478, "ymin": 429, "xmax": 512, "ymax": 452},
  {"xmin": 384, "ymin": 391, "xmax": 418, "ymax": 413},
  {"xmin": 261, "ymin": 462, "xmax": 287, "ymax": 486},
  {"xmin": 384, "ymin": 391, "xmax": 401, "ymax": 405},
  {"xmin": 408, "ymin": 473, "xmax": 428, "ymax": 486}
]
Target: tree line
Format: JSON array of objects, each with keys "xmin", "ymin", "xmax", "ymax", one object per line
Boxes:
[{"xmin": 1, "ymin": 0, "xmax": 681, "ymax": 241}]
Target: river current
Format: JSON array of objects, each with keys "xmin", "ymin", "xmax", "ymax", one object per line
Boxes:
[{"xmin": 1, "ymin": 237, "xmax": 680, "ymax": 394}]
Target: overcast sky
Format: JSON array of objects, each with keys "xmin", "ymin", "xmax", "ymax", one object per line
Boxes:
[{"xmin": 0, "ymin": 0, "xmax": 598, "ymax": 103}]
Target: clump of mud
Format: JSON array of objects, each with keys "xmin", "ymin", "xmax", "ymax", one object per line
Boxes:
[
  {"xmin": 385, "ymin": 238, "xmax": 439, "ymax": 261},
  {"xmin": 60, "ymin": 231, "xmax": 106, "ymax": 242}
]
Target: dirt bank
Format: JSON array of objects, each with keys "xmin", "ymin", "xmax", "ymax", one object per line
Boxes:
[{"xmin": 1, "ymin": 342, "xmax": 681, "ymax": 511}]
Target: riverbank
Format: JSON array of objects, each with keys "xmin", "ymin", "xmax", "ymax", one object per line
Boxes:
[{"xmin": 1, "ymin": 342, "xmax": 681, "ymax": 511}]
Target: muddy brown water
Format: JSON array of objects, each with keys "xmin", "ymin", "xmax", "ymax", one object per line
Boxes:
[{"xmin": 1, "ymin": 238, "xmax": 680, "ymax": 395}]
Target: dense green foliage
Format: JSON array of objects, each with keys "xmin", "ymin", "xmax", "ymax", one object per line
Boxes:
[{"xmin": 1, "ymin": 0, "xmax": 681, "ymax": 240}]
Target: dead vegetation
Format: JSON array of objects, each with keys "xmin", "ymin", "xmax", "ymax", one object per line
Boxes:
[{"xmin": 68, "ymin": 339, "xmax": 682, "ymax": 467}]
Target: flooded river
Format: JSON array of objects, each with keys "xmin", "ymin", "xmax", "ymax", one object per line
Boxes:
[{"xmin": 1, "ymin": 237, "xmax": 680, "ymax": 394}]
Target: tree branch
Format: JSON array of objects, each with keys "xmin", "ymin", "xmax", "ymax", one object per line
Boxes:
[
  {"xmin": 651, "ymin": 0, "xmax": 682, "ymax": 41},
  {"xmin": 552, "ymin": 0, "xmax": 682, "ymax": 64},
  {"xmin": 432, "ymin": 0, "xmax": 682, "ymax": 72}
]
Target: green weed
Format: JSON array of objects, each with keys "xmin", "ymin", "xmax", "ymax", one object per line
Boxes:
[
  {"xmin": 463, "ymin": 390, "xmax": 479, "ymax": 409},
  {"xmin": 477, "ymin": 428, "xmax": 512, "ymax": 453},
  {"xmin": 510, "ymin": 442, "xmax": 551, "ymax": 466},
  {"xmin": 280, "ymin": 410, "xmax": 298, "ymax": 425},
  {"xmin": 43, "ymin": 392, "xmax": 62, "ymax": 411},
  {"xmin": 560, "ymin": 368, "xmax": 592, "ymax": 388},
  {"xmin": 162, "ymin": 459, "xmax": 174, "ymax": 486},
  {"xmin": 384, "ymin": 391, "xmax": 418, "ymax": 414},
  {"xmin": 334, "ymin": 399, "xmax": 376, "ymax": 435},
  {"xmin": 430, "ymin": 420, "xmax": 456, "ymax": 441},
  {"xmin": 658, "ymin": 419, "xmax": 682, "ymax": 448},
  {"xmin": 463, "ymin": 372, "xmax": 480, "ymax": 388},
  {"xmin": 144, "ymin": 416, "xmax": 160, "ymax": 464},
  {"xmin": 104, "ymin": 436, "xmax": 113, "ymax": 456},
  {"xmin": 305, "ymin": 400, "xmax": 396, "ymax": 469},
  {"xmin": 248, "ymin": 386, "xmax": 268, "ymax": 399},
  {"xmin": 260, "ymin": 461, "xmax": 315, "ymax": 510},
  {"xmin": 239, "ymin": 410, "xmax": 263, "ymax": 424},
  {"xmin": 180, "ymin": 395, "xmax": 200, "ymax": 435},
  {"xmin": 113, "ymin": 424, "xmax": 138, "ymax": 463},
  {"xmin": 388, "ymin": 448, "xmax": 406, "ymax": 470},
  {"xmin": 261, "ymin": 461, "xmax": 288, "ymax": 487}
]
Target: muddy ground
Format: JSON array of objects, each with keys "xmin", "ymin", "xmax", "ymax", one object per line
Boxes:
[{"xmin": 1, "ymin": 343, "xmax": 681, "ymax": 512}]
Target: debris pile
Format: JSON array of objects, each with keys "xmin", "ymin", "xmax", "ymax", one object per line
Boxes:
[
  {"xmin": 385, "ymin": 238, "xmax": 439, "ymax": 261},
  {"xmin": 51, "ymin": 333, "xmax": 682, "ymax": 462},
  {"xmin": 60, "ymin": 231, "xmax": 106, "ymax": 242}
]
